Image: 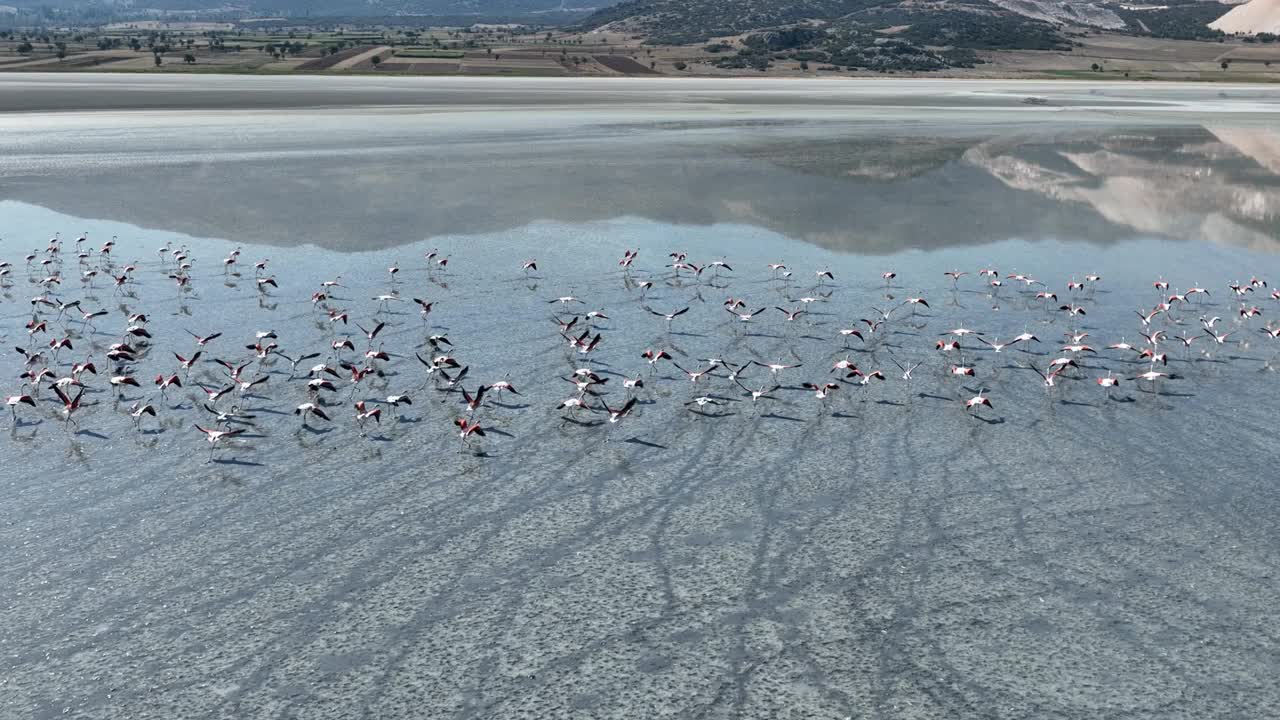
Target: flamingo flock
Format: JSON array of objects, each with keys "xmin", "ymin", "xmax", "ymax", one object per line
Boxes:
[{"xmin": 3, "ymin": 231, "xmax": 1279, "ymax": 463}]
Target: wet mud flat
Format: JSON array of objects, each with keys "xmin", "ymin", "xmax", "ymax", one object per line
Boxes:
[{"xmin": 1, "ymin": 204, "xmax": 1278, "ymax": 718}]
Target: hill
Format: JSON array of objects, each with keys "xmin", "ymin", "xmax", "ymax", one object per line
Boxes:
[
  {"xmin": 581, "ymin": 0, "xmax": 1074, "ymax": 70},
  {"xmin": 1212, "ymin": 0, "xmax": 1280, "ymax": 34},
  {"xmin": 0, "ymin": 0, "xmax": 600, "ymax": 20},
  {"xmin": 578, "ymin": 0, "xmax": 1240, "ymax": 70}
]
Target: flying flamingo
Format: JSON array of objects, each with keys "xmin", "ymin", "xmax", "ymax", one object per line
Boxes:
[
  {"xmin": 52, "ymin": 386, "xmax": 86, "ymax": 429},
  {"xmin": 194, "ymin": 424, "xmax": 245, "ymax": 461},
  {"xmin": 644, "ymin": 305, "xmax": 691, "ymax": 333},
  {"xmin": 6, "ymin": 385, "xmax": 36, "ymax": 423},
  {"xmin": 295, "ymin": 402, "xmax": 331, "ymax": 427},
  {"xmin": 963, "ymin": 389, "xmax": 993, "ymax": 415},
  {"xmin": 128, "ymin": 402, "xmax": 158, "ymax": 430},
  {"xmin": 454, "ymin": 418, "xmax": 486, "ymax": 452}
]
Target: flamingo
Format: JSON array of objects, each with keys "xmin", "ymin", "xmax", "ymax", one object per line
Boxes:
[
  {"xmin": 354, "ymin": 401, "xmax": 382, "ymax": 432},
  {"xmin": 644, "ymin": 305, "xmax": 691, "ymax": 333},
  {"xmin": 455, "ymin": 418, "xmax": 486, "ymax": 451},
  {"xmin": 6, "ymin": 386, "xmax": 37, "ymax": 423},
  {"xmin": 295, "ymin": 403, "xmax": 331, "ymax": 426},
  {"xmin": 751, "ymin": 360, "xmax": 801, "ymax": 377},
  {"xmin": 848, "ymin": 369, "xmax": 886, "ymax": 387},
  {"xmin": 685, "ymin": 396, "xmax": 722, "ymax": 412},
  {"xmin": 964, "ymin": 389, "xmax": 993, "ymax": 414},
  {"xmin": 641, "ymin": 348, "xmax": 672, "ymax": 370},
  {"xmin": 838, "ymin": 328, "xmax": 865, "ymax": 348},
  {"xmin": 174, "ymin": 351, "xmax": 202, "ymax": 376},
  {"xmin": 726, "ymin": 306, "xmax": 767, "ymax": 324},
  {"xmin": 735, "ymin": 380, "xmax": 781, "ymax": 405},
  {"xmin": 801, "ymin": 382, "xmax": 839, "ymax": 405},
  {"xmin": 775, "ymin": 307, "xmax": 805, "ymax": 323},
  {"xmin": 672, "ymin": 363, "xmax": 717, "ymax": 384},
  {"xmin": 599, "ymin": 397, "xmax": 637, "ymax": 427},
  {"xmin": 194, "ymin": 424, "xmax": 245, "ymax": 461},
  {"xmin": 461, "ymin": 385, "xmax": 488, "ymax": 416},
  {"xmin": 52, "ymin": 386, "xmax": 86, "ymax": 429},
  {"xmin": 1133, "ymin": 369, "xmax": 1172, "ymax": 394},
  {"xmin": 382, "ymin": 394, "xmax": 412, "ymax": 417},
  {"xmin": 155, "ymin": 374, "xmax": 183, "ymax": 398},
  {"xmin": 128, "ymin": 402, "xmax": 158, "ymax": 430},
  {"xmin": 109, "ymin": 375, "xmax": 141, "ymax": 398}
]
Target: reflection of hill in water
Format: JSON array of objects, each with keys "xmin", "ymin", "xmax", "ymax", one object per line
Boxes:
[
  {"xmin": 734, "ymin": 137, "xmax": 972, "ymax": 181},
  {"xmin": 963, "ymin": 128, "xmax": 1280, "ymax": 253},
  {"xmin": 4, "ymin": 123, "xmax": 1278, "ymax": 254}
]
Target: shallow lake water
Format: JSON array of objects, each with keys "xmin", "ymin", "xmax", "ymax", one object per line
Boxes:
[{"xmin": 1, "ymin": 77, "xmax": 1278, "ymax": 719}]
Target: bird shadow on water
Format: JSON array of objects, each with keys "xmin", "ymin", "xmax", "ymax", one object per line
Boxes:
[
  {"xmin": 688, "ymin": 409, "xmax": 735, "ymax": 418},
  {"xmin": 1058, "ymin": 399, "xmax": 1093, "ymax": 408},
  {"xmin": 212, "ymin": 456, "xmax": 264, "ymax": 467},
  {"xmin": 917, "ymin": 392, "xmax": 953, "ymax": 403},
  {"xmin": 489, "ymin": 401, "xmax": 530, "ymax": 411}
]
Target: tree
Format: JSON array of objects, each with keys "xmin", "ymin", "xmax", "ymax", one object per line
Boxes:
[
  {"xmin": 56, "ymin": 49, "xmax": 66, "ymax": 61},
  {"xmin": 184, "ymin": 53, "xmax": 196, "ymax": 64},
  {"xmin": 1221, "ymin": 60, "xmax": 1230, "ymax": 70},
  {"xmin": 371, "ymin": 55, "xmax": 381, "ymax": 66},
  {"xmin": 674, "ymin": 61, "xmax": 687, "ymax": 71},
  {"xmin": 799, "ymin": 60, "xmax": 809, "ymax": 70},
  {"xmin": 1090, "ymin": 63, "xmax": 1100, "ymax": 72},
  {"xmin": 17, "ymin": 41, "xmax": 33, "ymax": 54},
  {"xmin": 154, "ymin": 54, "xmax": 162, "ymax": 66}
]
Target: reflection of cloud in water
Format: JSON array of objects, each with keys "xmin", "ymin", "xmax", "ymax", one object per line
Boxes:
[
  {"xmin": 962, "ymin": 127, "xmax": 1280, "ymax": 253},
  {"xmin": 2, "ymin": 118, "xmax": 1278, "ymax": 254},
  {"xmin": 1210, "ymin": 127, "xmax": 1280, "ymax": 175}
]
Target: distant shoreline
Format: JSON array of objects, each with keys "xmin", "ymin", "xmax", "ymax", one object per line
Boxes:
[
  {"xmin": 3, "ymin": 73, "xmax": 1279, "ymax": 117},
  {"xmin": 3, "ymin": 66, "xmax": 1279, "ymax": 84}
]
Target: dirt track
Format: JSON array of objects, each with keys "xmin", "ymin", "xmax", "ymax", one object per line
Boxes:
[{"xmin": 331, "ymin": 45, "xmax": 389, "ymax": 71}]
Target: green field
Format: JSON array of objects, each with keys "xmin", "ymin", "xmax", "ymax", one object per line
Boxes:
[
  {"xmin": 1043, "ymin": 69, "xmax": 1280, "ymax": 83},
  {"xmin": 393, "ymin": 48, "xmax": 464, "ymax": 58}
]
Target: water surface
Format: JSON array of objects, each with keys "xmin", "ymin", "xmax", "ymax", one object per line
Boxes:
[{"xmin": 1, "ymin": 77, "xmax": 1278, "ymax": 719}]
